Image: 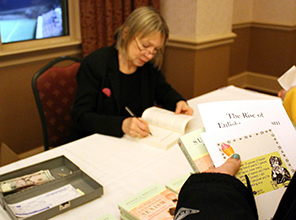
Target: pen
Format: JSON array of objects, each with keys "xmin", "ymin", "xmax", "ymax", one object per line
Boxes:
[
  {"xmin": 125, "ymin": 106, "xmax": 153, "ymax": 136},
  {"xmin": 125, "ymin": 106, "xmax": 136, "ymax": 117}
]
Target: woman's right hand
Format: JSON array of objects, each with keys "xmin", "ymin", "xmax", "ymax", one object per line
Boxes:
[{"xmin": 122, "ymin": 117, "xmax": 151, "ymax": 138}]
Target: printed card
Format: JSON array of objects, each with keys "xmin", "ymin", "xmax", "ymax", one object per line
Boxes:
[
  {"xmin": 217, "ymin": 129, "xmax": 293, "ymax": 195},
  {"xmin": 201, "ymin": 127, "xmax": 295, "ymax": 220}
]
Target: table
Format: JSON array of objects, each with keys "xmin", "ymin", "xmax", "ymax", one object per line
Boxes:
[{"xmin": 0, "ymin": 86, "xmax": 279, "ymax": 219}]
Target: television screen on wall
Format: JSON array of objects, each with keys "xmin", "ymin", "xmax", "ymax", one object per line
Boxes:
[{"xmin": 0, "ymin": 0, "xmax": 69, "ymax": 44}]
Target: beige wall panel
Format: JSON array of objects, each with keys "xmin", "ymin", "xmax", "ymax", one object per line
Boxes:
[
  {"xmin": 253, "ymin": 0, "xmax": 296, "ymax": 26},
  {"xmin": 161, "ymin": 0, "xmax": 234, "ymax": 38},
  {"xmin": 232, "ymin": 0, "xmax": 253, "ymax": 24},
  {"xmin": 160, "ymin": 0, "xmax": 197, "ymax": 38},
  {"xmin": 196, "ymin": 0, "xmax": 234, "ymax": 37}
]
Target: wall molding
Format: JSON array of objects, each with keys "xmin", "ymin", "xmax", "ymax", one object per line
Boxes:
[
  {"xmin": 167, "ymin": 33, "xmax": 237, "ymax": 50},
  {"xmin": 228, "ymin": 71, "xmax": 281, "ymax": 95},
  {"xmin": 232, "ymin": 22, "xmax": 252, "ymax": 29},
  {"xmin": 233, "ymin": 22, "xmax": 296, "ymax": 31},
  {"xmin": 0, "ymin": 42, "xmax": 82, "ymax": 68}
]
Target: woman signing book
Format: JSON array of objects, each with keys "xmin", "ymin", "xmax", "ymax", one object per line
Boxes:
[{"xmin": 68, "ymin": 6, "xmax": 193, "ymax": 142}]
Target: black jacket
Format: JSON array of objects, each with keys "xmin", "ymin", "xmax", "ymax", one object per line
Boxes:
[
  {"xmin": 175, "ymin": 172, "xmax": 296, "ymax": 220},
  {"xmin": 68, "ymin": 45, "xmax": 185, "ymax": 141},
  {"xmin": 174, "ymin": 173, "xmax": 258, "ymax": 220}
]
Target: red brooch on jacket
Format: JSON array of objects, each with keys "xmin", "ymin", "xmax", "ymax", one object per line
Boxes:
[{"xmin": 102, "ymin": 88, "xmax": 111, "ymax": 97}]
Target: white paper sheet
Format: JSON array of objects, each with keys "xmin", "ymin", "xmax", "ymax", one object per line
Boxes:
[
  {"xmin": 198, "ymin": 99, "xmax": 296, "ymax": 168},
  {"xmin": 8, "ymin": 184, "xmax": 83, "ymax": 218},
  {"xmin": 198, "ymin": 99, "xmax": 296, "ymax": 220},
  {"xmin": 278, "ymin": 65, "xmax": 296, "ymax": 90},
  {"xmin": 201, "ymin": 126, "xmax": 293, "ymax": 220}
]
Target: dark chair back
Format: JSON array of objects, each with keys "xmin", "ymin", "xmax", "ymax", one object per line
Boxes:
[{"xmin": 32, "ymin": 56, "xmax": 82, "ymax": 150}]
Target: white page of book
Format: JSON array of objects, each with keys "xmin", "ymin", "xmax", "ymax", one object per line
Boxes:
[
  {"xmin": 123, "ymin": 107, "xmax": 194, "ymax": 150},
  {"xmin": 197, "ymin": 99, "xmax": 296, "ymax": 168},
  {"xmin": 142, "ymin": 107, "xmax": 194, "ymax": 133},
  {"xmin": 124, "ymin": 124, "xmax": 181, "ymax": 150}
]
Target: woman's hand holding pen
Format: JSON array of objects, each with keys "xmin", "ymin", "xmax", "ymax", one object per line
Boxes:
[{"xmin": 122, "ymin": 117, "xmax": 151, "ymax": 138}]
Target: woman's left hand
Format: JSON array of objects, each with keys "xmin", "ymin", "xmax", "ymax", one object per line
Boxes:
[
  {"xmin": 175, "ymin": 100, "xmax": 194, "ymax": 115},
  {"xmin": 203, "ymin": 153, "xmax": 241, "ymax": 176}
]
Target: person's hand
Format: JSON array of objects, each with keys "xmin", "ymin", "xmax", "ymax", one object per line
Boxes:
[
  {"xmin": 175, "ymin": 100, "xmax": 194, "ymax": 115},
  {"xmin": 122, "ymin": 117, "xmax": 151, "ymax": 138},
  {"xmin": 278, "ymin": 89, "xmax": 288, "ymax": 100},
  {"xmin": 278, "ymin": 86, "xmax": 296, "ymax": 100},
  {"xmin": 203, "ymin": 153, "xmax": 241, "ymax": 176}
]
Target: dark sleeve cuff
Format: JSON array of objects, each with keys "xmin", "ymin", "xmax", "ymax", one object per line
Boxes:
[{"xmin": 175, "ymin": 173, "xmax": 258, "ymax": 220}]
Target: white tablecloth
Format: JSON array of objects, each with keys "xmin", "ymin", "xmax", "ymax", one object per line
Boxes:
[{"xmin": 0, "ymin": 86, "xmax": 279, "ymax": 219}]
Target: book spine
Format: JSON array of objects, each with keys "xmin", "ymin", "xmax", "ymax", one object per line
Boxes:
[
  {"xmin": 120, "ymin": 214, "xmax": 129, "ymax": 220},
  {"xmin": 119, "ymin": 207, "xmax": 139, "ymax": 220},
  {"xmin": 120, "ymin": 211, "xmax": 137, "ymax": 220},
  {"xmin": 165, "ymin": 173, "xmax": 191, "ymax": 194},
  {"xmin": 178, "ymin": 139, "xmax": 199, "ymax": 173},
  {"xmin": 165, "ymin": 186, "xmax": 178, "ymax": 194}
]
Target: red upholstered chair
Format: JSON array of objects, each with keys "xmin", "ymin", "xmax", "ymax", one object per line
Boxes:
[{"xmin": 32, "ymin": 56, "xmax": 82, "ymax": 151}]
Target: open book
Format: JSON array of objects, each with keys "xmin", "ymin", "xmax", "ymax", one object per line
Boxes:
[{"xmin": 124, "ymin": 106, "xmax": 194, "ymax": 150}]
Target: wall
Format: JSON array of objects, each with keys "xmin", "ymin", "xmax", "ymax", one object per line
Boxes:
[
  {"xmin": 2, "ymin": 0, "xmax": 296, "ymax": 154},
  {"xmin": 0, "ymin": 59, "xmax": 57, "ymax": 154},
  {"xmin": 0, "ymin": 1, "xmax": 81, "ymax": 154},
  {"xmin": 229, "ymin": 0, "xmax": 296, "ymax": 94},
  {"xmin": 161, "ymin": 0, "xmax": 296, "ymax": 96},
  {"xmin": 161, "ymin": 0, "xmax": 235, "ymax": 99},
  {"xmin": 0, "ymin": 50, "xmax": 82, "ymax": 155}
]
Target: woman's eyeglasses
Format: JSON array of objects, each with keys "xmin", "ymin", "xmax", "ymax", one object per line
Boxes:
[{"xmin": 134, "ymin": 38, "xmax": 163, "ymax": 57}]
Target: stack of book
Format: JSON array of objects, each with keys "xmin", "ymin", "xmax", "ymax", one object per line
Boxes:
[{"xmin": 118, "ymin": 183, "xmax": 178, "ymax": 219}]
